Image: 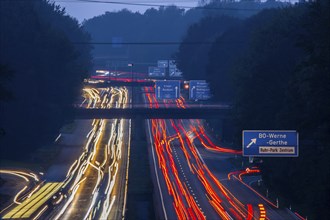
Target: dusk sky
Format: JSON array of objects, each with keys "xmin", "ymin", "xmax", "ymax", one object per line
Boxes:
[{"xmin": 55, "ymin": 0, "xmax": 200, "ymax": 23}]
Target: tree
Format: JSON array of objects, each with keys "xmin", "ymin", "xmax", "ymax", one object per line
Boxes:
[
  {"xmin": 0, "ymin": 64, "xmax": 13, "ymax": 103},
  {"xmin": 0, "ymin": 0, "xmax": 92, "ymax": 159},
  {"xmin": 176, "ymin": 15, "xmax": 239, "ymax": 80},
  {"xmin": 83, "ymin": 6, "xmax": 202, "ymax": 72}
]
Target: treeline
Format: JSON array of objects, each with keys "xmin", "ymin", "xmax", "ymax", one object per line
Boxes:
[
  {"xmin": 83, "ymin": 0, "xmax": 286, "ymax": 72},
  {"xmin": 0, "ymin": 0, "xmax": 92, "ymax": 159},
  {"xmin": 176, "ymin": 0, "xmax": 289, "ymax": 101},
  {"xmin": 177, "ymin": 0, "xmax": 330, "ymax": 218},
  {"xmin": 83, "ymin": 6, "xmax": 202, "ymax": 71},
  {"xmin": 201, "ymin": 0, "xmax": 289, "ymax": 18}
]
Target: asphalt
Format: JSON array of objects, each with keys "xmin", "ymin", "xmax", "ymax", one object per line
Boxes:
[{"xmin": 147, "ymin": 117, "xmax": 300, "ymax": 219}]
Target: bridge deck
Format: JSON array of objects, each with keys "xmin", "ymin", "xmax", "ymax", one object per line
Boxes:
[{"xmin": 75, "ymin": 107, "xmax": 230, "ymax": 119}]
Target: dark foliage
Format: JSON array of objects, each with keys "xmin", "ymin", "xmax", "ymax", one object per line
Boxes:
[
  {"xmin": 0, "ymin": 0, "xmax": 92, "ymax": 159},
  {"xmin": 228, "ymin": 4, "xmax": 330, "ymax": 218},
  {"xmin": 0, "ymin": 64, "xmax": 13, "ymax": 102},
  {"xmin": 175, "ymin": 0, "xmax": 289, "ymax": 87},
  {"xmin": 204, "ymin": 0, "xmax": 290, "ymax": 18},
  {"xmin": 176, "ymin": 15, "xmax": 240, "ymax": 82},
  {"xmin": 180, "ymin": 0, "xmax": 329, "ymax": 218},
  {"xmin": 83, "ymin": 6, "xmax": 202, "ymax": 71}
]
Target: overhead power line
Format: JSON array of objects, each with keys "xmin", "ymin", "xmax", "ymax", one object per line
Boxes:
[
  {"xmin": 72, "ymin": 41, "xmax": 244, "ymax": 45},
  {"xmin": 2, "ymin": 0, "xmax": 278, "ymax": 12},
  {"xmin": 55, "ymin": 0, "xmax": 263, "ymax": 11}
]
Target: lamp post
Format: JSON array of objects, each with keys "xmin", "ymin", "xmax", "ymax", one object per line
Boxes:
[{"xmin": 128, "ymin": 63, "xmax": 134, "ymax": 108}]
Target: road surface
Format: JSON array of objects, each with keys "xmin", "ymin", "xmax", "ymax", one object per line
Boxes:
[{"xmin": 144, "ymin": 86, "xmax": 300, "ymax": 220}]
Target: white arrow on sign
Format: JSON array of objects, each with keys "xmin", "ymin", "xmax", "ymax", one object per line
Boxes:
[
  {"xmin": 246, "ymin": 138, "xmax": 257, "ymax": 148},
  {"xmin": 157, "ymin": 86, "xmax": 161, "ymax": 98},
  {"xmin": 190, "ymin": 86, "xmax": 196, "ymax": 98},
  {"xmin": 175, "ymin": 86, "xmax": 178, "ymax": 98}
]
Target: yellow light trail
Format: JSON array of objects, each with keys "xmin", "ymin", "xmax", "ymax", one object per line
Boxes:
[
  {"xmin": 55, "ymin": 86, "xmax": 130, "ymax": 220},
  {"xmin": 13, "ymin": 186, "xmax": 28, "ymax": 205},
  {"xmin": 3, "ymin": 182, "xmax": 63, "ymax": 219},
  {"xmin": 0, "ymin": 169, "xmax": 40, "ymax": 206}
]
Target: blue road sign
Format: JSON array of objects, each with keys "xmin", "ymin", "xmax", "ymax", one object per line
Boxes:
[
  {"xmin": 155, "ymin": 80, "xmax": 180, "ymax": 100},
  {"xmin": 169, "ymin": 67, "xmax": 183, "ymax": 77},
  {"xmin": 148, "ymin": 67, "xmax": 165, "ymax": 77},
  {"xmin": 189, "ymin": 80, "xmax": 211, "ymax": 100},
  {"xmin": 157, "ymin": 60, "xmax": 169, "ymax": 68},
  {"xmin": 243, "ymin": 130, "xmax": 299, "ymax": 157},
  {"xmin": 169, "ymin": 60, "xmax": 176, "ymax": 68}
]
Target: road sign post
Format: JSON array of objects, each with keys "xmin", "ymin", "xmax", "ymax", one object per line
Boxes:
[
  {"xmin": 128, "ymin": 63, "xmax": 134, "ymax": 108},
  {"xmin": 243, "ymin": 130, "xmax": 299, "ymax": 157}
]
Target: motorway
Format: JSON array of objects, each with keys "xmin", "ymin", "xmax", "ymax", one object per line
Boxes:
[
  {"xmin": 0, "ymin": 86, "xmax": 131, "ymax": 220},
  {"xmin": 144, "ymin": 86, "xmax": 301, "ymax": 220},
  {"xmin": 0, "ymin": 78, "xmax": 304, "ymax": 220},
  {"xmin": 54, "ymin": 87, "xmax": 131, "ymax": 220}
]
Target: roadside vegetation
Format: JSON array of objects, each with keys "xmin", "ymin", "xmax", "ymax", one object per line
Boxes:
[
  {"xmin": 0, "ymin": 0, "xmax": 92, "ymax": 160},
  {"xmin": 177, "ymin": 0, "xmax": 330, "ymax": 218}
]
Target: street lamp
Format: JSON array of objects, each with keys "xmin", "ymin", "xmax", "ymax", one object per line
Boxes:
[{"xmin": 128, "ymin": 63, "xmax": 134, "ymax": 108}]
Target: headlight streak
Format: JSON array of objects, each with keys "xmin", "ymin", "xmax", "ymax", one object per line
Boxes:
[
  {"xmin": 54, "ymin": 194, "xmax": 64, "ymax": 205},
  {"xmin": 91, "ymin": 119, "xmax": 105, "ymax": 161},
  {"xmin": 0, "ymin": 170, "xmax": 29, "ymax": 182},
  {"xmin": 0, "ymin": 169, "xmax": 41, "ymax": 207},
  {"xmin": 108, "ymin": 123, "xmax": 116, "ymax": 159},
  {"xmin": 0, "ymin": 169, "xmax": 39, "ymax": 182},
  {"xmin": 54, "ymin": 134, "xmax": 62, "ymax": 143},
  {"xmin": 121, "ymin": 118, "xmax": 131, "ymax": 218},
  {"xmin": 63, "ymin": 150, "xmax": 87, "ymax": 189},
  {"xmin": 32, "ymin": 205, "xmax": 48, "ymax": 220},
  {"xmin": 86, "ymin": 128, "xmax": 94, "ymax": 138},
  {"xmin": 3, "ymin": 182, "xmax": 63, "ymax": 219},
  {"xmin": 88, "ymin": 162, "xmax": 104, "ymax": 195},
  {"xmin": 100, "ymin": 196, "xmax": 116, "ymax": 220},
  {"xmin": 110, "ymin": 133, "xmax": 117, "ymax": 160},
  {"xmin": 3, "ymin": 86, "xmax": 130, "ymax": 220},
  {"xmin": 27, "ymin": 184, "xmax": 41, "ymax": 199},
  {"xmin": 86, "ymin": 129, "xmax": 96, "ymax": 151},
  {"xmin": 54, "ymin": 181, "xmax": 83, "ymax": 220},
  {"xmin": 101, "ymin": 144, "xmax": 108, "ymax": 168},
  {"xmin": 83, "ymin": 191, "xmax": 99, "ymax": 220},
  {"xmin": 105, "ymin": 162, "xmax": 118, "ymax": 196},
  {"xmin": 54, "ymin": 86, "xmax": 129, "ymax": 220},
  {"xmin": 80, "ymin": 98, "xmax": 87, "ymax": 107},
  {"xmin": 66, "ymin": 160, "xmax": 78, "ymax": 178},
  {"xmin": 68, "ymin": 158, "xmax": 88, "ymax": 191},
  {"xmin": 13, "ymin": 186, "xmax": 28, "ymax": 204}
]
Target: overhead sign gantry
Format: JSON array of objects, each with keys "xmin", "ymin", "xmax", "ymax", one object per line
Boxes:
[
  {"xmin": 189, "ymin": 80, "xmax": 211, "ymax": 100},
  {"xmin": 155, "ymin": 80, "xmax": 180, "ymax": 100}
]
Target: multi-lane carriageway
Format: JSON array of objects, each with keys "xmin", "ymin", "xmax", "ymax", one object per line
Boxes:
[
  {"xmin": 1, "ymin": 87, "xmax": 131, "ymax": 220},
  {"xmin": 0, "ymin": 84, "xmax": 304, "ymax": 220},
  {"xmin": 54, "ymin": 87, "xmax": 131, "ymax": 220},
  {"xmin": 143, "ymin": 86, "xmax": 302, "ymax": 220}
]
